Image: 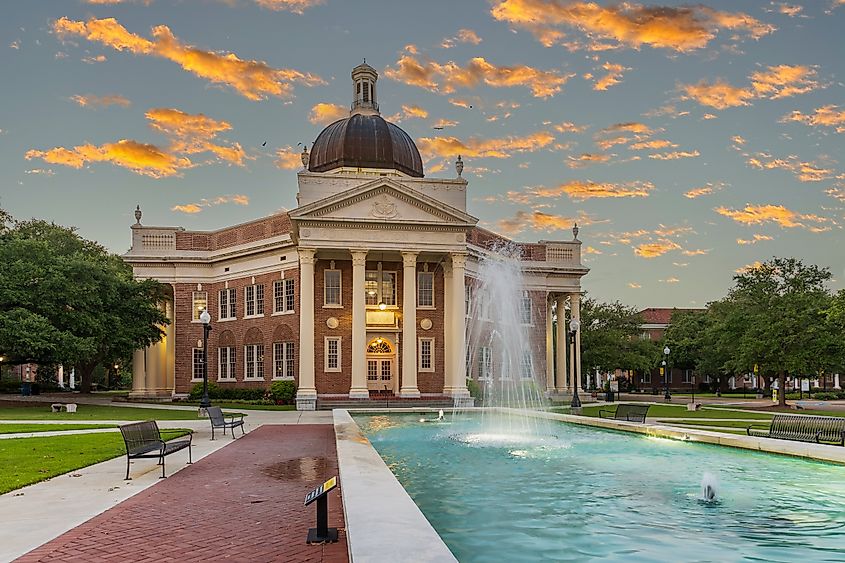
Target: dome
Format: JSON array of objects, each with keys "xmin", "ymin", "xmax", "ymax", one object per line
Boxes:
[{"xmin": 308, "ymin": 113, "xmax": 424, "ymax": 177}]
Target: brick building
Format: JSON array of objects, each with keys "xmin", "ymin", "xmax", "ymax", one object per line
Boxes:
[{"xmin": 124, "ymin": 63, "xmax": 588, "ymax": 410}]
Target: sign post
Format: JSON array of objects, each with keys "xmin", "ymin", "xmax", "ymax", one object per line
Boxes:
[{"xmin": 304, "ymin": 476, "xmax": 338, "ymax": 544}]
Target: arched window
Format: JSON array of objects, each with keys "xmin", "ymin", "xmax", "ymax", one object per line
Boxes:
[{"xmin": 367, "ymin": 339, "xmax": 392, "ymax": 354}]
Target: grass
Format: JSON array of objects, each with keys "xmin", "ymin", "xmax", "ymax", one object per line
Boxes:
[
  {"xmin": 557, "ymin": 403, "xmax": 775, "ymax": 420},
  {"xmin": 178, "ymin": 401, "xmax": 295, "ymax": 411},
  {"xmin": 0, "ymin": 423, "xmax": 116, "ymax": 434},
  {"xmin": 0, "ymin": 402, "xmax": 243, "ymax": 421},
  {"xmin": 657, "ymin": 419, "xmax": 770, "ymax": 429},
  {"xmin": 0, "ymin": 429, "xmax": 191, "ymax": 494}
]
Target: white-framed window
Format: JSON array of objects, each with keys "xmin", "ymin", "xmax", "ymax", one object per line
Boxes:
[
  {"xmin": 273, "ymin": 341, "xmax": 295, "ymax": 379},
  {"xmin": 219, "ymin": 288, "xmax": 236, "ymax": 320},
  {"xmin": 478, "ymin": 290, "xmax": 490, "ymax": 320},
  {"xmin": 365, "ymin": 270, "xmax": 396, "ymax": 306},
  {"xmin": 478, "ymin": 347, "xmax": 492, "ymax": 380},
  {"xmin": 273, "ymin": 279, "xmax": 296, "ymax": 314},
  {"xmin": 419, "ymin": 338, "xmax": 434, "ymax": 372},
  {"xmin": 417, "ymin": 272, "xmax": 434, "ymax": 308},
  {"xmin": 192, "ymin": 292, "xmax": 207, "ymax": 321},
  {"xmin": 703, "ymin": 373, "xmax": 712, "ymax": 384},
  {"xmin": 324, "ymin": 269, "xmax": 341, "ymax": 306},
  {"xmin": 683, "ymin": 369, "xmax": 695, "ymax": 384},
  {"xmin": 519, "ymin": 292, "xmax": 533, "ymax": 325},
  {"xmin": 520, "ymin": 350, "xmax": 534, "ymax": 379},
  {"xmin": 640, "ymin": 332, "xmax": 652, "ymax": 340},
  {"xmin": 245, "ymin": 284, "xmax": 264, "ymax": 317},
  {"xmin": 643, "ymin": 371, "xmax": 651, "ymax": 384},
  {"xmin": 218, "ymin": 347, "xmax": 236, "ymax": 380},
  {"xmin": 325, "ymin": 336, "xmax": 341, "ymax": 372},
  {"xmin": 244, "ymin": 344, "xmax": 264, "ymax": 379},
  {"xmin": 465, "ymin": 285, "xmax": 472, "ymax": 317},
  {"xmin": 192, "ymin": 348, "xmax": 204, "ymax": 381}
]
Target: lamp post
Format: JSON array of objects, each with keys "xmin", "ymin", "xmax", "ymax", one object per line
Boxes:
[
  {"xmin": 663, "ymin": 346, "xmax": 671, "ymax": 400},
  {"xmin": 569, "ymin": 318, "xmax": 581, "ymax": 409},
  {"xmin": 200, "ymin": 309, "xmax": 212, "ymax": 410}
]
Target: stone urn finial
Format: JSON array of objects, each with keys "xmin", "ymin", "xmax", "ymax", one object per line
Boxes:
[
  {"xmin": 300, "ymin": 144, "xmax": 310, "ymax": 169},
  {"xmin": 573, "ymin": 222, "xmax": 579, "ymax": 240},
  {"xmin": 456, "ymin": 154, "xmax": 464, "ymax": 177},
  {"xmin": 134, "ymin": 205, "xmax": 142, "ymax": 225}
]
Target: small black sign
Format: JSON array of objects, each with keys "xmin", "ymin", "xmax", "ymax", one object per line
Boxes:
[{"xmin": 304, "ymin": 476, "xmax": 337, "ymax": 506}]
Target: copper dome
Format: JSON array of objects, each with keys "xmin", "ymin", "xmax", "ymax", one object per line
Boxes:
[{"xmin": 308, "ymin": 113, "xmax": 424, "ymax": 177}]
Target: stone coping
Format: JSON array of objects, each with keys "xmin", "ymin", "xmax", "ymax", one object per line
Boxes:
[{"xmin": 332, "ymin": 410, "xmax": 457, "ymax": 563}]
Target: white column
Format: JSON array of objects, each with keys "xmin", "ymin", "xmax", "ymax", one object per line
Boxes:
[
  {"xmin": 545, "ymin": 293, "xmax": 554, "ymax": 393},
  {"xmin": 349, "ymin": 250, "xmax": 369, "ymax": 399},
  {"xmin": 400, "ymin": 251, "xmax": 420, "ymax": 398},
  {"xmin": 556, "ymin": 295, "xmax": 567, "ymax": 392},
  {"xmin": 165, "ymin": 298, "xmax": 176, "ymax": 394},
  {"xmin": 69, "ymin": 368, "xmax": 76, "ymax": 389},
  {"xmin": 835, "ymin": 373, "xmax": 841, "ymax": 390},
  {"xmin": 570, "ymin": 293, "xmax": 582, "ymax": 392},
  {"xmin": 58, "ymin": 365, "xmax": 65, "ymax": 388},
  {"xmin": 131, "ymin": 349, "xmax": 146, "ymax": 395},
  {"xmin": 443, "ymin": 260, "xmax": 453, "ymax": 395},
  {"xmin": 444, "ymin": 253, "xmax": 469, "ymax": 398},
  {"xmin": 296, "ymin": 248, "xmax": 317, "ymax": 410}
]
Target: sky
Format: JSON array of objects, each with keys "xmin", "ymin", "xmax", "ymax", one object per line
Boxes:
[{"xmin": 2, "ymin": 0, "xmax": 844, "ymax": 309}]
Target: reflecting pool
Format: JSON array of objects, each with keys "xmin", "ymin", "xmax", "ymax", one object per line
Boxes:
[{"xmin": 356, "ymin": 414, "xmax": 845, "ymax": 562}]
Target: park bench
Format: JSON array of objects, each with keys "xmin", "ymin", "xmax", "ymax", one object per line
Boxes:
[
  {"xmin": 747, "ymin": 414, "xmax": 845, "ymax": 446},
  {"xmin": 207, "ymin": 406, "xmax": 245, "ymax": 440},
  {"xmin": 119, "ymin": 420, "xmax": 192, "ymax": 479},
  {"xmin": 51, "ymin": 403, "xmax": 77, "ymax": 413},
  {"xmin": 598, "ymin": 403, "xmax": 650, "ymax": 423}
]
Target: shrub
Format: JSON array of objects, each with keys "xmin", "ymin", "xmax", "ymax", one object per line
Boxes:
[
  {"xmin": 466, "ymin": 378, "xmax": 483, "ymax": 401},
  {"xmin": 269, "ymin": 380, "xmax": 297, "ymax": 404}
]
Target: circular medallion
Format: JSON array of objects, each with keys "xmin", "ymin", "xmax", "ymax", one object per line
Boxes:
[
  {"xmin": 420, "ymin": 318, "xmax": 432, "ymax": 330},
  {"xmin": 326, "ymin": 317, "xmax": 339, "ymax": 329},
  {"xmin": 456, "ymin": 233, "xmax": 465, "ymax": 242},
  {"xmin": 302, "ymin": 229, "xmax": 311, "ymax": 238}
]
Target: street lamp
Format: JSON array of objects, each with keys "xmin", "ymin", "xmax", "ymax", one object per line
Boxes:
[
  {"xmin": 200, "ymin": 308, "xmax": 212, "ymax": 410},
  {"xmin": 569, "ymin": 318, "xmax": 581, "ymax": 409},
  {"xmin": 663, "ymin": 346, "xmax": 671, "ymax": 400}
]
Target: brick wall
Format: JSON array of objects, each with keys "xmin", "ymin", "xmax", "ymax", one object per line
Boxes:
[{"xmin": 174, "ymin": 213, "xmax": 292, "ymax": 251}]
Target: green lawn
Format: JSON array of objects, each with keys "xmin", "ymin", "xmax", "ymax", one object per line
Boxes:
[
  {"xmin": 0, "ymin": 429, "xmax": 191, "ymax": 494},
  {"xmin": 0, "ymin": 403, "xmax": 240, "ymax": 421},
  {"xmin": 656, "ymin": 419, "xmax": 770, "ymax": 428},
  {"xmin": 179, "ymin": 401, "xmax": 295, "ymax": 411},
  {"xmin": 0, "ymin": 423, "xmax": 116, "ymax": 434},
  {"xmin": 558, "ymin": 403, "xmax": 775, "ymax": 420}
]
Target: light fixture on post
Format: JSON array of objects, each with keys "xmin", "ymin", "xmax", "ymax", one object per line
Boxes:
[
  {"xmin": 200, "ymin": 308, "xmax": 213, "ymax": 411},
  {"xmin": 378, "ymin": 301, "xmax": 387, "ymax": 311},
  {"xmin": 663, "ymin": 345, "xmax": 671, "ymax": 401},
  {"xmin": 569, "ymin": 318, "xmax": 581, "ymax": 409}
]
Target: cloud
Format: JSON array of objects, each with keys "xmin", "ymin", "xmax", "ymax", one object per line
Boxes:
[
  {"xmin": 172, "ymin": 194, "xmax": 250, "ymax": 214},
  {"xmin": 781, "ymin": 105, "xmax": 845, "ymax": 133},
  {"xmin": 826, "ymin": 186, "xmax": 845, "ymax": 202},
  {"xmin": 490, "ymin": 0, "xmax": 774, "ymax": 52},
  {"xmin": 566, "ymin": 153, "xmax": 612, "ymax": 168},
  {"xmin": 680, "ymin": 79, "xmax": 754, "ymax": 109},
  {"xmin": 745, "ymin": 152, "xmax": 834, "ymax": 182},
  {"xmin": 308, "ymin": 102, "xmax": 347, "ymax": 125},
  {"xmin": 433, "ymin": 118, "xmax": 459, "ymax": 128},
  {"xmin": 592, "ymin": 61, "xmax": 628, "ymax": 91},
  {"xmin": 416, "ymin": 131, "xmax": 555, "ymax": 159},
  {"xmin": 681, "ymin": 248, "xmax": 709, "ymax": 256},
  {"xmin": 441, "ymin": 28, "xmax": 483, "ymax": 48},
  {"xmin": 583, "ymin": 246, "xmax": 602, "ymax": 254},
  {"xmin": 26, "ymin": 140, "xmax": 192, "ymax": 178},
  {"xmin": 385, "ymin": 52, "xmax": 574, "ymax": 97},
  {"xmin": 508, "ymin": 180, "xmax": 654, "ymax": 202},
  {"xmin": 274, "ymin": 146, "xmax": 303, "ymax": 169},
  {"xmin": 715, "ymin": 203, "xmax": 830, "ymax": 229},
  {"xmin": 684, "ymin": 183, "xmax": 722, "ymax": 198},
  {"xmin": 628, "ymin": 282, "xmax": 641, "ymax": 288},
  {"xmin": 145, "ymin": 107, "xmax": 246, "ymax": 166},
  {"xmin": 389, "ymin": 104, "xmax": 429, "ymax": 122},
  {"xmin": 253, "ymin": 0, "xmax": 324, "ymax": 13},
  {"xmin": 634, "ymin": 239, "xmax": 681, "ymax": 258},
  {"xmin": 769, "ymin": 3, "xmax": 803, "ymax": 17},
  {"xmin": 82, "ymin": 54, "xmax": 107, "ymax": 64},
  {"xmin": 601, "ymin": 122, "xmax": 653, "ymax": 134},
  {"xmin": 629, "ymin": 139, "xmax": 676, "ymax": 150},
  {"xmin": 660, "ymin": 277, "xmax": 680, "ymax": 283},
  {"xmin": 736, "ymin": 260, "xmax": 764, "ymax": 274},
  {"xmin": 737, "ymin": 233, "xmax": 774, "ymax": 245},
  {"xmin": 553, "ymin": 121, "xmax": 588, "ymax": 133},
  {"xmin": 496, "ymin": 209, "xmax": 603, "ymax": 236},
  {"xmin": 681, "ymin": 65, "xmax": 821, "ymax": 110},
  {"xmin": 648, "ymin": 149, "xmax": 700, "ymax": 160},
  {"xmin": 70, "ymin": 94, "xmax": 131, "ymax": 108},
  {"xmin": 53, "ymin": 17, "xmax": 324, "ymax": 100},
  {"xmin": 10, "ymin": 40, "xmax": 21, "ymax": 50}
]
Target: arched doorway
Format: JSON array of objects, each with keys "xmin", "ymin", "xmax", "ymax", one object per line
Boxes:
[{"xmin": 366, "ymin": 337, "xmax": 395, "ymax": 394}]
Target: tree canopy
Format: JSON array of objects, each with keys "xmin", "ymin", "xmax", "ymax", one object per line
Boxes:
[{"xmin": 578, "ymin": 297, "xmax": 656, "ymax": 378}]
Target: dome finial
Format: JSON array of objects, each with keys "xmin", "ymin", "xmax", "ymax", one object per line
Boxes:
[
  {"xmin": 573, "ymin": 222, "xmax": 580, "ymax": 240},
  {"xmin": 300, "ymin": 144, "xmax": 309, "ymax": 169},
  {"xmin": 455, "ymin": 155, "xmax": 464, "ymax": 177},
  {"xmin": 351, "ymin": 60, "xmax": 379, "ymax": 116},
  {"xmin": 134, "ymin": 205, "xmax": 142, "ymax": 225}
]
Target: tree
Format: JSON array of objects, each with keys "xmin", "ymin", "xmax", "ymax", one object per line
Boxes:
[{"xmin": 0, "ymin": 212, "xmax": 168, "ymax": 392}]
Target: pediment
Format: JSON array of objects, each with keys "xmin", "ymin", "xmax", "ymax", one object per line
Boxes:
[{"xmin": 290, "ymin": 178, "xmax": 477, "ymax": 227}]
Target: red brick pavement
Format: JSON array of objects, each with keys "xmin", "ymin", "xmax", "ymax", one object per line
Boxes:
[{"xmin": 17, "ymin": 425, "xmax": 348, "ymax": 563}]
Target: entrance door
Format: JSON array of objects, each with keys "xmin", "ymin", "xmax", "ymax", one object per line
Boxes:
[{"xmin": 366, "ymin": 338, "xmax": 394, "ymax": 393}]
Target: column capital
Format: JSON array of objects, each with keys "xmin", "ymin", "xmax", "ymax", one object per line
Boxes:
[
  {"xmin": 450, "ymin": 252, "xmax": 467, "ymax": 269},
  {"xmin": 350, "ymin": 250, "xmax": 368, "ymax": 267},
  {"xmin": 401, "ymin": 251, "xmax": 419, "ymax": 268},
  {"xmin": 298, "ymin": 248, "xmax": 317, "ymax": 265},
  {"xmin": 443, "ymin": 260, "xmax": 453, "ymax": 275}
]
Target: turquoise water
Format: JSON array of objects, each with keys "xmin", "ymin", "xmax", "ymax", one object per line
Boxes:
[{"xmin": 356, "ymin": 414, "xmax": 845, "ymax": 562}]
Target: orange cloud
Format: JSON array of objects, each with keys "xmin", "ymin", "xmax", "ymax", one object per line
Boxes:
[
  {"xmin": 681, "ymin": 65, "xmax": 821, "ymax": 110},
  {"xmin": 601, "ymin": 122, "xmax": 652, "ymax": 134},
  {"xmin": 389, "ymin": 104, "xmax": 429, "ymax": 122},
  {"xmin": 53, "ymin": 17, "xmax": 324, "ymax": 100},
  {"xmin": 70, "ymin": 94, "xmax": 131, "ymax": 108},
  {"xmin": 660, "ymin": 277, "xmax": 681, "ymax": 283},
  {"xmin": 715, "ymin": 204, "xmax": 829, "ymax": 229},
  {"xmin": 553, "ymin": 121, "xmax": 588, "ymax": 133},
  {"xmin": 510, "ymin": 180, "xmax": 654, "ymax": 202},
  {"xmin": 566, "ymin": 153, "xmax": 612, "ymax": 168},
  {"xmin": 745, "ymin": 153, "xmax": 834, "ymax": 182},
  {"xmin": 308, "ymin": 102, "xmax": 347, "ymax": 125},
  {"xmin": 634, "ymin": 239, "xmax": 681, "ymax": 258},
  {"xmin": 496, "ymin": 209, "xmax": 603, "ymax": 236},
  {"xmin": 736, "ymin": 234, "xmax": 773, "ymax": 245},
  {"xmin": 490, "ymin": 0, "xmax": 773, "ymax": 52},
  {"xmin": 629, "ymin": 139, "xmax": 676, "ymax": 150},
  {"xmin": 385, "ymin": 53, "xmax": 574, "ymax": 97},
  {"xmin": 26, "ymin": 140, "xmax": 191, "ymax": 178},
  {"xmin": 684, "ymin": 183, "xmax": 719, "ymax": 198},
  {"xmin": 781, "ymin": 105, "xmax": 845, "ymax": 133},
  {"xmin": 172, "ymin": 194, "xmax": 250, "ymax": 214},
  {"xmin": 416, "ymin": 131, "xmax": 555, "ymax": 159},
  {"xmin": 274, "ymin": 146, "xmax": 304, "ymax": 170},
  {"xmin": 628, "ymin": 282, "xmax": 641, "ymax": 288},
  {"xmin": 592, "ymin": 62, "xmax": 627, "ymax": 91},
  {"xmin": 648, "ymin": 150, "xmax": 700, "ymax": 160},
  {"xmin": 441, "ymin": 28, "xmax": 483, "ymax": 48},
  {"xmin": 680, "ymin": 79, "xmax": 754, "ymax": 109},
  {"xmin": 433, "ymin": 118, "xmax": 459, "ymax": 128},
  {"xmin": 145, "ymin": 107, "xmax": 246, "ymax": 165},
  {"xmin": 826, "ymin": 186, "xmax": 845, "ymax": 202},
  {"xmin": 253, "ymin": 0, "xmax": 324, "ymax": 13},
  {"xmin": 735, "ymin": 260, "xmax": 763, "ymax": 274}
]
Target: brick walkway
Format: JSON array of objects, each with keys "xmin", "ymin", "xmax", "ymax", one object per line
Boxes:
[{"xmin": 17, "ymin": 425, "xmax": 348, "ymax": 563}]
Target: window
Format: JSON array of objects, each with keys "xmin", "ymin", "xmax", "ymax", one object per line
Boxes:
[
  {"xmin": 419, "ymin": 338, "xmax": 434, "ymax": 372},
  {"xmin": 683, "ymin": 369, "xmax": 695, "ymax": 384},
  {"xmin": 218, "ymin": 347, "xmax": 236, "ymax": 380},
  {"xmin": 192, "ymin": 348, "xmax": 204, "ymax": 381},
  {"xmin": 273, "ymin": 279, "xmax": 295, "ymax": 313},
  {"xmin": 273, "ymin": 341, "xmax": 295, "ymax": 379},
  {"xmin": 324, "ymin": 270, "xmax": 341, "ymax": 306},
  {"xmin": 245, "ymin": 344, "xmax": 264, "ymax": 379},
  {"xmin": 219, "ymin": 288, "xmax": 236, "ymax": 320},
  {"xmin": 478, "ymin": 347, "xmax": 492, "ymax": 380},
  {"xmin": 368, "ymin": 360, "xmax": 378, "ymax": 383},
  {"xmin": 244, "ymin": 284, "xmax": 264, "ymax": 317},
  {"xmin": 465, "ymin": 285, "xmax": 472, "ymax": 317},
  {"xmin": 325, "ymin": 337, "xmax": 341, "ymax": 372},
  {"xmin": 643, "ymin": 371, "xmax": 651, "ymax": 384},
  {"xmin": 365, "ymin": 270, "xmax": 396, "ymax": 306},
  {"xmin": 519, "ymin": 292, "xmax": 533, "ymax": 325},
  {"xmin": 520, "ymin": 351, "xmax": 534, "ymax": 379},
  {"xmin": 192, "ymin": 292, "xmax": 207, "ymax": 321},
  {"xmin": 479, "ymin": 291, "xmax": 490, "ymax": 320},
  {"xmin": 417, "ymin": 272, "xmax": 434, "ymax": 308},
  {"xmin": 640, "ymin": 332, "xmax": 652, "ymax": 340}
]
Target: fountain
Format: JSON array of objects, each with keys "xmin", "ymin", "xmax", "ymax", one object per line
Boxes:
[{"xmin": 700, "ymin": 472, "xmax": 718, "ymax": 502}]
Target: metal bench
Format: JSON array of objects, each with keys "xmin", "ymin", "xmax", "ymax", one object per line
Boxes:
[
  {"xmin": 598, "ymin": 403, "xmax": 650, "ymax": 423},
  {"xmin": 119, "ymin": 420, "xmax": 192, "ymax": 479},
  {"xmin": 207, "ymin": 406, "xmax": 245, "ymax": 440},
  {"xmin": 747, "ymin": 414, "xmax": 845, "ymax": 446},
  {"xmin": 51, "ymin": 403, "xmax": 77, "ymax": 413}
]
